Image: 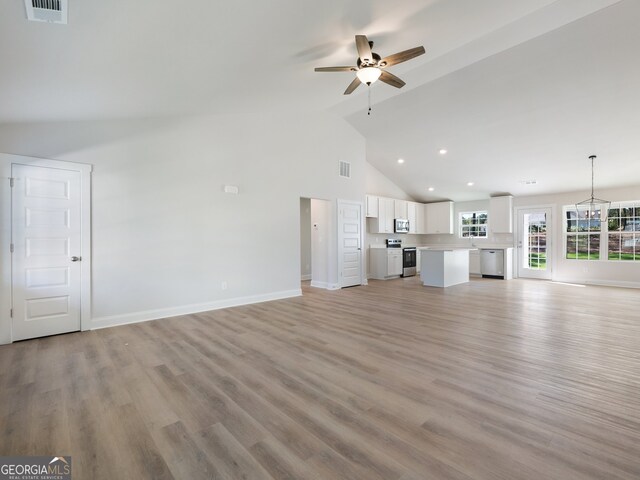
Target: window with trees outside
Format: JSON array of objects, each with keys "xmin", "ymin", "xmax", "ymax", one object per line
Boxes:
[
  {"xmin": 607, "ymin": 203, "xmax": 640, "ymax": 261},
  {"xmin": 565, "ymin": 201, "xmax": 640, "ymax": 261},
  {"xmin": 565, "ymin": 209, "xmax": 601, "ymax": 260},
  {"xmin": 460, "ymin": 211, "xmax": 488, "ymax": 238}
]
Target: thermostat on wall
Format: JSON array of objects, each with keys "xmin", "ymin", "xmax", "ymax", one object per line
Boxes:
[{"xmin": 224, "ymin": 185, "xmax": 239, "ymax": 194}]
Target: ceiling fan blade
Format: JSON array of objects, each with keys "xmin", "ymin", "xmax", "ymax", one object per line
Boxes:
[
  {"xmin": 314, "ymin": 66, "xmax": 357, "ymax": 72},
  {"xmin": 355, "ymin": 35, "xmax": 373, "ymax": 63},
  {"xmin": 343, "ymin": 77, "xmax": 361, "ymax": 95},
  {"xmin": 380, "ymin": 46, "xmax": 425, "ymax": 67},
  {"xmin": 379, "ymin": 71, "xmax": 406, "ymax": 89}
]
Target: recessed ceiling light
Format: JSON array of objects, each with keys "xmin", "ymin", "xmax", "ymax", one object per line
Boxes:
[
  {"xmin": 428, "ymin": 187, "xmax": 435, "ymax": 192},
  {"xmin": 519, "ymin": 179, "xmax": 538, "ymax": 185},
  {"xmin": 467, "ymin": 182, "xmax": 474, "ymax": 186},
  {"xmin": 439, "ymin": 149, "xmax": 447, "ymax": 155},
  {"xmin": 397, "ymin": 158, "xmax": 405, "ymax": 164}
]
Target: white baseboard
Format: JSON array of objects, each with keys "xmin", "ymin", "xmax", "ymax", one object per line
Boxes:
[
  {"xmin": 553, "ymin": 278, "xmax": 640, "ymax": 289},
  {"xmin": 310, "ymin": 281, "xmax": 340, "ymax": 290},
  {"xmin": 301, "ymin": 274, "xmax": 312, "ymax": 281},
  {"xmin": 91, "ymin": 288, "xmax": 302, "ymax": 330},
  {"xmin": 585, "ymin": 279, "xmax": 640, "ymax": 289}
]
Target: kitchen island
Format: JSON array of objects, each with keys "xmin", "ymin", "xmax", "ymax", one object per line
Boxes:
[{"xmin": 418, "ymin": 247, "xmax": 477, "ymax": 287}]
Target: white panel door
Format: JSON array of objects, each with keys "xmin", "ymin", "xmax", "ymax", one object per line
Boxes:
[
  {"xmin": 517, "ymin": 207, "xmax": 552, "ymax": 280},
  {"xmin": 12, "ymin": 164, "xmax": 82, "ymax": 340},
  {"xmin": 338, "ymin": 201, "xmax": 363, "ymax": 288}
]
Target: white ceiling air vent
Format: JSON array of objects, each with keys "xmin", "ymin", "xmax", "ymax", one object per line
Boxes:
[
  {"xmin": 339, "ymin": 161, "xmax": 351, "ymax": 179},
  {"xmin": 25, "ymin": 0, "xmax": 68, "ymax": 24}
]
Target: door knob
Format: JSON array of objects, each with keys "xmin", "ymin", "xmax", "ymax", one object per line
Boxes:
[{"xmin": 71, "ymin": 256, "xmax": 82, "ymax": 262}]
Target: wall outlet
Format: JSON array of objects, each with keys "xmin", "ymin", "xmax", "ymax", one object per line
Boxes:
[{"xmin": 221, "ymin": 281, "xmax": 228, "ymax": 290}]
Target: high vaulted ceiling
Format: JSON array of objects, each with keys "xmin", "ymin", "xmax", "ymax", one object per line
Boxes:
[{"xmin": 1, "ymin": 0, "xmax": 637, "ymax": 201}]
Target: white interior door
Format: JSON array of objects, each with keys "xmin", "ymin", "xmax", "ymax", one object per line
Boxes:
[
  {"xmin": 338, "ymin": 201, "xmax": 363, "ymax": 288},
  {"xmin": 517, "ymin": 207, "xmax": 552, "ymax": 279},
  {"xmin": 12, "ymin": 164, "xmax": 82, "ymax": 340}
]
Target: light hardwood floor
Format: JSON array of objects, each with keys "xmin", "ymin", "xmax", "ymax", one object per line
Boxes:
[{"xmin": 1, "ymin": 277, "xmax": 640, "ymax": 479}]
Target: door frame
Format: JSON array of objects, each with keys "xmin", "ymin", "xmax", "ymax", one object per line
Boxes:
[
  {"xmin": 0, "ymin": 153, "xmax": 92, "ymax": 344},
  {"xmin": 514, "ymin": 205, "xmax": 555, "ymax": 280},
  {"xmin": 337, "ymin": 199, "xmax": 365, "ymax": 288}
]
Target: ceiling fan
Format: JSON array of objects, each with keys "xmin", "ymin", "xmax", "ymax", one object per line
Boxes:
[{"xmin": 315, "ymin": 35, "xmax": 426, "ymax": 95}]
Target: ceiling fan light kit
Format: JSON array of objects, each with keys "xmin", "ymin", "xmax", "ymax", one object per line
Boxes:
[
  {"xmin": 315, "ymin": 35, "xmax": 425, "ymax": 114},
  {"xmin": 575, "ymin": 155, "xmax": 610, "ymax": 221},
  {"xmin": 356, "ymin": 67, "xmax": 382, "ymax": 85}
]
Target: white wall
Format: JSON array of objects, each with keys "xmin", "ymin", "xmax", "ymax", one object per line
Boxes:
[
  {"xmin": 299, "ymin": 198, "xmax": 311, "ymax": 280},
  {"xmin": 0, "ymin": 111, "xmax": 365, "ymax": 338},
  {"xmin": 365, "ymin": 162, "xmax": 414, "ymax": 201},
  {"xmin": 513, "ymin": 185, "xmax": 640, "ymax": 287}
]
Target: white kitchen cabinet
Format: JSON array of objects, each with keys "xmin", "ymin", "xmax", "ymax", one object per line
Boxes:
[
  {"xmin": 369, "ymin": 248, "xmax": 403, "ymax": 279},
  {"xmin": 425, "ymin": 201, "xmax": 454, "ymax": 234},
  {"xmin": 407, "ymin": 202, "xmax": 417, "ymax": 233},
  {"xmin": 387, "ymin": 251, "xmax": 403, "ymax": 276},
  {"xmin": 415, "ymin": 203, "xmax": 426, "ymax": 234},
  {"xmin": 489, "ymin": 196, "xmax": 513, "ymax": 233},
  {"xmin": 394, "ymin": 199, "xmax": 408, "ymax": 219},
  {"xmin": 365, "ymin": 195, "xmax": 379, "ymax": 218},
  {"xmin": 416, "ymin": 249, "xmax": 421, "ymax": 273},
  {"xmin": 469, "ymin": 250, "xmax": 481, "ymax": 275},
  {"xmin": 368, "ymin": 197, "xmax": 394, "ymax": 233}
]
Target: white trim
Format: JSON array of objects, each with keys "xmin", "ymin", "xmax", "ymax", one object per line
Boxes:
[
  {"xmin": 0, "ymin": 153, "xmax": 92, "ymax": 344},
  {"xmin": 553, "ymin": 278, "xmax": 640, "ymax": 289},
  {"xmin": 310, "ymin": 281, "xmax": 340, "ymax": 290},
  {"xmin": 91, "ymin": 289, "xmax": 302, "ymax": 330},
  {"xmin": 585, "ymin": 279, "xmax": 640, "ymax": 289},
  {"xmin": 301, "ymin": 274, "xmax": 312, "ymax": 281}
]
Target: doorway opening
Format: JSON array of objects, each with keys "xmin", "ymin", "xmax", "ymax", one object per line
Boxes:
[{"xmin": 300, "ymin": 197, "xmax": 363, "ymax": 290}]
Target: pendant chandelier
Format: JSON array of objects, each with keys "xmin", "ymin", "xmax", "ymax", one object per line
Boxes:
[{"xmin": 575, "ymin": 155, "xmax": 610, "ymax": 222}]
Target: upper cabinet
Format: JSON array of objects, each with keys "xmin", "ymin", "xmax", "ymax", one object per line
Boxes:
[
  {"xmin": 407, "ymin": 202, "xmax": 417, "ymax": 234},
  {"xmin": 407, "ymin": 202, "xmax": 426, "ymax": 234},
  {"xmin": 394, "ymin": 199, "xmax": 408, "ymax": 219},
  {"xmin": 368, "ymin": 197, "xmax": 394, "ymax": 233},
  {"xmin": 425, "ymin": 201, "xmax": 454, "ymax": 234},
  {"xmin": 415, "ymin": 203, "xmax": 426, "ymax": 234},
  {"xmin": 365, "ymin": 195, "xmax": 379, "ymax": 218},
  {"xmin": 489, "ymin": 196, "xmax": 513, "ymax": 233},
  {"xmin": 366, "ymin": 195, "xmax": 446, "ymax": 235}
]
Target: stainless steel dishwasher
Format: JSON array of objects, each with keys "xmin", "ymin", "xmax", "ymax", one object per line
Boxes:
[{"xmin": 481, "ymin": 249, "xmax": 504, "ymax": 278}]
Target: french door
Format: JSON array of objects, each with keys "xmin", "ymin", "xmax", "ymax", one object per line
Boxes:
[{"xmin": 517, "ymin": 207, "xmax": 552, "ymax": 279}]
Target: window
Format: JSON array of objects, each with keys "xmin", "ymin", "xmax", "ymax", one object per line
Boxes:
[
  {"xmin": 565, "ymin": 209, "xmax": 601, "ymax": 260},
  {"xmin": 607, "ymin": 202, "xmax": 640, "ymax": 261},
  {"xmin": 564, "ymin": 201, "xmax": 640, "ymax": 261},
  {"xmin": 460, "ymin": 211, "xmax": 488, "ymax": 238}
]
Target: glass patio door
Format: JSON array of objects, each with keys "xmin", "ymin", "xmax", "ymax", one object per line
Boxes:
[{"xmin": 517, "ymin": 208, "xmax": 552, "ymax": 279}]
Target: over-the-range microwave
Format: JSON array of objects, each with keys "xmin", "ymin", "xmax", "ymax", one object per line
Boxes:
[{"xmin": 394, "ymin": 218, "xmax": 410, "ymax": 233}]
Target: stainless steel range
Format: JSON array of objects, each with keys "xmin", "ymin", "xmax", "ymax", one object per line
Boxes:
[{"xmin": 402, "ymin": 247, "xmax": 417, "ymax": 277}]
